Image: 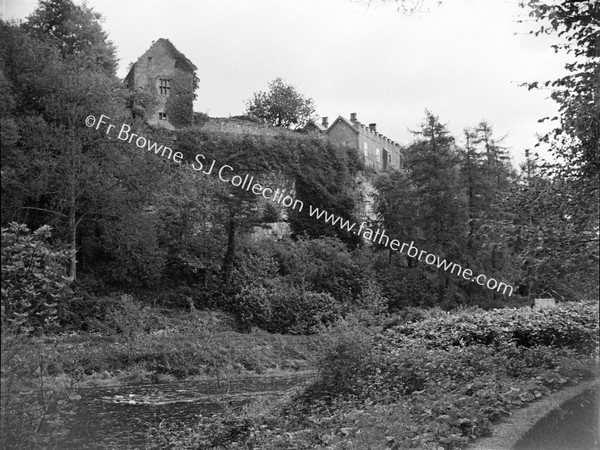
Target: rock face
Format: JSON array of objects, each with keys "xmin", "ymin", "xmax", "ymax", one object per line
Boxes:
[
  {"xmin": 192, "ymin": 117, "xmax": 380, "ymax": 242},
  {"xmin": 250, "ymin": 222, "xmax": 291, "ymax": 242}
]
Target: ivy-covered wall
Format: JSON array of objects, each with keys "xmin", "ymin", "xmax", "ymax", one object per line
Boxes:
[
  {"xmin": 166, "ymin": 70, "xmax": 195, "ymax": 128},
  {"xmin": 125, "ymin": 38, "xmax": 198, "ymax": 129},
  {"xmin": 175, "ymin": 129, "xmax": 364, "ymax": 245}
]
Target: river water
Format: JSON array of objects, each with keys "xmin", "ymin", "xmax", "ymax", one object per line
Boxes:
[
  {"xmin": 60, "ymin": 373, "xmax": 314, "ymax": 449},
  {"xmin": 514, "ymin": 386, "xmax": 599, "ymax": 450}
]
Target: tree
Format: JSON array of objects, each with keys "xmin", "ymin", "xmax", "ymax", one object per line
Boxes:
[
  {"xmin": 514, "ymin": 0, "xmax": 599, "ymax": 300},
  {"xmin": 373, "ymin": 111, "xmax": 466, "ymax": 306},
  {"xmin": 1, "ymin": 8, "xmax": 160, "ymax": 284},
  {"xmin": 24, "ymin": 0, "xmax": 117, "ymax": 74},
  {"xmin": 361, "ymin": 0, "xmax": 443, "ymax": 16},
  {"xmin": 459, "ymin": 124, "xmax": 517, "ymax": 303},
  {"xmin": 520, "ymin": 0, "xmax": 599, "ymax": 186},
  {"xmin": 1, "ymin": 20, "xmax": 125, "ymax": 281},
  {"xmin": 492, "ymin": 158, "xmax": 599, "ymax": 301},
  {"xmin": 408, "ymin": 112, "xmax": 467, "ymax": 304},
  {"xmin": 245, "ymin": 77, "xmax": 316, "ymax": 129}
]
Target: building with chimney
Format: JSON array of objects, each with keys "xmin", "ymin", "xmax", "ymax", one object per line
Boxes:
[
  {"xmin": 306, "ymin": 113, "xmax": 403, "ymax": 172},
  {"xmin": 125, "ymin": 38, "xmax": 198, "ymax": 129}
]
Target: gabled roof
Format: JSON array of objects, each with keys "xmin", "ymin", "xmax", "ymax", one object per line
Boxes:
[
  {"xmin": 125, "ymin": 38, "xmax": 197, "ymax": 81},
  {"xmin": 327, "ymin": 115, "xmax": 401, "ymax": 147},
  {"xmin": 303, "ymin": 120, "xmax": 327, "ymax": 132},
  {"xmin": 326, "ymin": 115, "xmax": 359, "ymax": 134},
  {"xmin": 155, "ymin": 38, "xmax": 197, "ymax": 72}
]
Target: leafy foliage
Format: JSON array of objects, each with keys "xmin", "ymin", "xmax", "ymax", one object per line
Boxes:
[
  {"xmin": 382, "ymin": 302, "xmax": 599, "ymax": 353},
  {"xmin": 226, "ymin": 237, "xmax": 380, "ymax": 333},
  {"xmin": 245, "ymin": 77, "xmax": 316, "ymax": 129},
  {"xmin": 520, "ymin": 0, "xmax": 599, "ymax": 183},
  {"xmin": 234, "ymin": 284, "xmax": 340, "ymax": 334},
  {"xmin": 375, "ymin": 111, "xmax": 468, "ymax": 305},
  {"xmin": 1, "ymin": 223, "xmax": 73, "ymax": 332},
  {"xmin": 1, "ymin": 332, "xmax": 79, "ymax": 450},
  {"xmin": 512, "ymin": 0, "xmax": 600, "ymax": 302},
  {"xmin": 0, "ymin": 14, "xmax": 150, "ymax": 283},
  {"xmin": 23, "ymin": 0, "xmax": 118, "ymax": 74},
  {"xmin": 143, "ymin": 302, "xmax": 598, "ymax": 449},
  {"xmin": 494, "ymin": 170, "xmax": 599, "ymax": 301},
  {"xmin": 165, "ymin": 70, "xmax": 196, "ymax": 128}
]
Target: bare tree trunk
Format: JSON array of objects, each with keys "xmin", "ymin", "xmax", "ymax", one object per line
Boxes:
[
  {"xmin": 437, "ymin": 266, "xmax": 445, "ymax": 303},
  {"xmin": 221, "ymin": 212, "xmax": 237, "ymax": 289},
  {"xmin": 69, "ymin": 182, "xmax": 77, "ymax": 280}
]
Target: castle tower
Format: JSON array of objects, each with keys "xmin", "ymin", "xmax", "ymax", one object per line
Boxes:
[{"xmin": 125, "ymin": 38, "xmax": 198, "ymax": 129}]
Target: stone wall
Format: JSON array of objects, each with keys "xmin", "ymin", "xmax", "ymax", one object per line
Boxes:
[
  {"xmin": 127, "ymin": 40, "xmax": 195, "ymax": 128},
  {"xmin": 326, "ymin": 115, "xmax": 403, "ymax": 172},
  {"xmin": 326, "ymin": 119, "xmax": 359, "ymax": 148},
  {"xmin": 197, "ymin": 116, "xmax": 303, "ymax": 138},
  {"xmin": 355, "ymin": 122, "xmax": 403, "ymax": 172}
]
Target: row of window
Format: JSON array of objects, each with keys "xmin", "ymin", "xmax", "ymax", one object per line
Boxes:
[{"xmin": 363, "ymin": 142, "xmax": 392, "ymax": 164}]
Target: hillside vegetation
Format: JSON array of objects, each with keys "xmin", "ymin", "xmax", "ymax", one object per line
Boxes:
[{"xmin": 146, "ymin": 302, "xmax": 599, "ymax": 449}]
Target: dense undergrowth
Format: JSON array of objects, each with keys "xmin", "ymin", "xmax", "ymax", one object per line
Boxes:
[
  {"xmin": 0, "ymin": 307, "xmax": 322, "ymax": 449},
  {"xmin": 4, "ymin": 308, "xmax": 321, "ymax": 385},
  {"xmin": 145, "ymin": 302, "xmax": 599, "ymax": 449}
]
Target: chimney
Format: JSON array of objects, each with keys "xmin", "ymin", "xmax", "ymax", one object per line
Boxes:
[
  {"xmin": 350, "ymin": 113, "xmax": 357, "ymax": 122},
  {"xmin": 369, "ymin": 123, "xmax": 377, "ymax": 132},
  {"xmin": 321, "ymin": 117, "xmax": 329, "ymax": 128}
]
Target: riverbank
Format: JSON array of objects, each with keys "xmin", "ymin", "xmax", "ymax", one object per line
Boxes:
[
  {"xmin": 143, "ymin": 301, "xmax": 599, "ymax": 449},
  {"xmin": 1, "ymin": 309, "xmax": 325, "ymax": 448},
  {"xmin": 3, "ymin": 302, "xmax": 598, "ymax": 449},
  {"xmin": 4, "ymin": 309, "xmax": 324, "ymax": 388}
]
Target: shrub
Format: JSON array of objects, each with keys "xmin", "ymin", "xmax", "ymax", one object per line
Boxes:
[
  {"xmin": 59, "ymin": 292, "xmax": 120, "ymax": 332},
  {"xmin": 395, "ymin": 268, "xmax": 439, "ymax": 308},
  {"xmin": 312, "ymin": 318, "xmax": 374, "ymax": 398},
  {"xmin": 1, "ymin": 223, "xmax": 73, "ymax": 333},
  {"xmin": 233, "ymin": 283, "xmax": 340, "ymax": 334},
  {"xmin": 383, "ymin": 302, "xmax": 599, "ymax": 354},
  {"xmin": 273, "ymin": 236, "xmax": 367, "ymax": 303},
  {"xmin": 1, "ymin": 332, "xmax": 78, "ymax": 449}
]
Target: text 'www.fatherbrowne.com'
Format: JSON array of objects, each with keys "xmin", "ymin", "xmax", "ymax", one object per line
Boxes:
[
  {"xmin": 306, "ymin": 207, "xmax": 513, "ymax": 296},
  {"xmin": 85, "ymin": 113, "xmax": 514, "ymax": 297}
]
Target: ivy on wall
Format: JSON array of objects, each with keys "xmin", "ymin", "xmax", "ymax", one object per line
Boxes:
[
  {"xmin": 175, "ymin": 130, "xmax": 364, "ymax": 245},
  {"xmin": 166, "ymin": 71, "xmax": 195, "ymax": 128}
]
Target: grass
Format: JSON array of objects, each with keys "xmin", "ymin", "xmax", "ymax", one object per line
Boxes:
[
  {"xmin": 143, "ymin": 301, "xmax": 599, "ymax": 449},
  {"xmin": 16, "ymin": 310, "xmax": 323, "ymax": 386},
  {"xmin": 1, "ymin": 308, "xmax": 323, "ymax": 449},
  {"xmin": 3, "ymin": 302, "xmax": 597, "ymax": 449}
]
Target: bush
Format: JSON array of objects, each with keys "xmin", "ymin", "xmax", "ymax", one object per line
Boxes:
[
  {"xmin": 312, "ymin": 318, "xmax": 374, "ymax": 398},
  {"xmin": 1, "ymin": 332, "xmax": 78, "ymax": 449},
  {"xmin": 383, "ymin": 302, "xmax": 599, "ymax": 353},
  {"xmin": 273, "ymin": 237, "xmax": 367, "ymax": 303},
  {"xmin": 58, "ymin": 292, "xmax": 120, "ymax": 332},
  {"xmin": 233, "ymin": 283, "xmax": 340, "ymax": 334},
  {"xmin": 1, "ymin": 223, "xmax": 73, "ymax": 333}
]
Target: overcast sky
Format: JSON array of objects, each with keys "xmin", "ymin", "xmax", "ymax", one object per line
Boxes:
[{"xmin": 3, "ymin": 0, "xmax": 568, "ymax": 166}]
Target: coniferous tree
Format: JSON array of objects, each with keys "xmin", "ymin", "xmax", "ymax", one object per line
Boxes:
[{"xmin": 375, "ymin": 111, "xmax": 466, "ymax": 305}]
